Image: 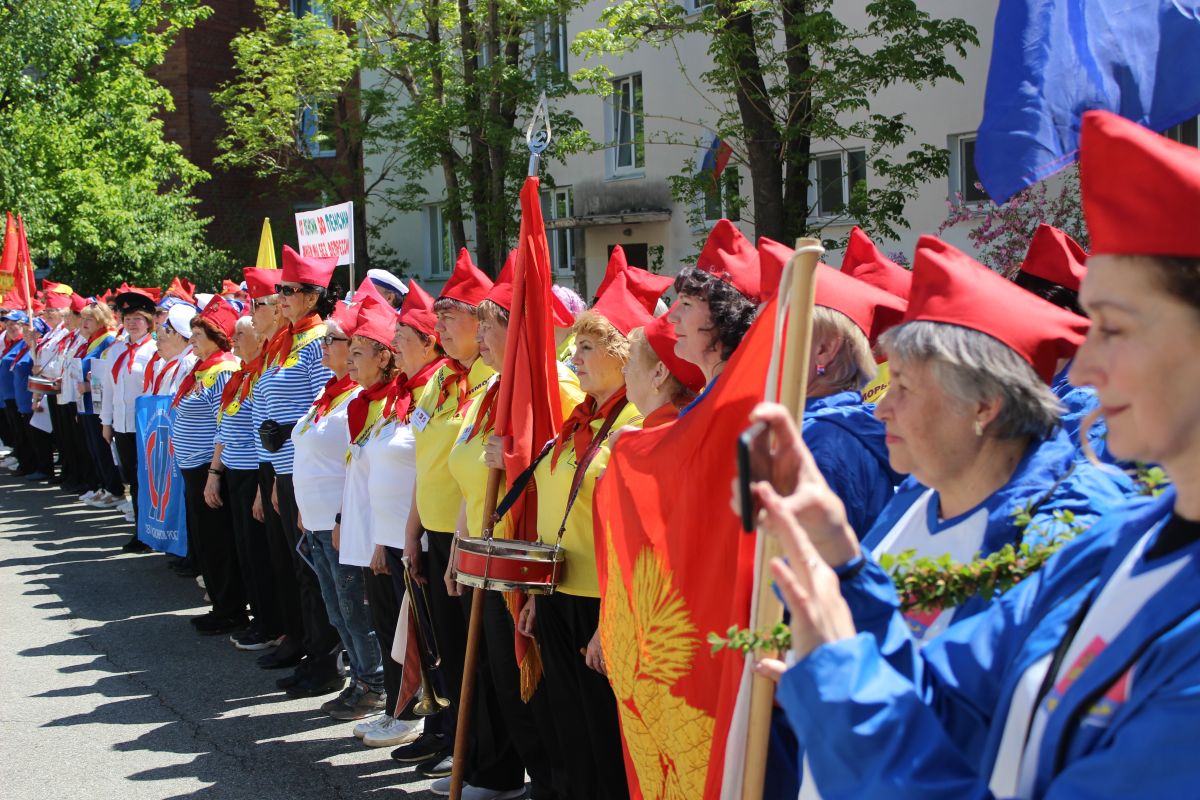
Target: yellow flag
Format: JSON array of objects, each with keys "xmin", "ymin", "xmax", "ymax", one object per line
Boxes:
[{"xmin": 256, "ymin": 218, "xmax": 277, "ymax": 270}]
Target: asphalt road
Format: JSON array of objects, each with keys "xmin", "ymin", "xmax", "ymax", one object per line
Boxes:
[{"xmin": 0, "ymin": 470, "xmax": 441, "ymax": 800}]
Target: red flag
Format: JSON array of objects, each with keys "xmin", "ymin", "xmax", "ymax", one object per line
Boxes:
[
  {"xmin": 0, "ymin": 213, "xmax": 17, "ymax": 294},
  {"xmin": 14, "ymin": 215, "xmax": 36, "ymax": 314},
  {"xmin": 594, "ymin": 301, "xmax": 776, "ymax": 799},
  {"xmin": 495, "ymin": 176, "xmax": 565, "ymax": 698}
]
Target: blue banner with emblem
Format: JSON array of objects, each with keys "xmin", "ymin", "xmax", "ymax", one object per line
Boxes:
[{"xmin": 135, "ymin": 394, "xmax": 187, "ymax": 556}]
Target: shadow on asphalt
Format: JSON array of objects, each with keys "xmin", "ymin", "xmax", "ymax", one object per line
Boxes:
[{"xmin": 2, "ymin": 471, "xmax": 441, "ymax": 799}]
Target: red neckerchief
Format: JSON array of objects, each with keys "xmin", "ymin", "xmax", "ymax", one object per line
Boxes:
[
  {"xmin": 347, "ymin": 377, "xmax": 394, "ymax": 442},
  {"xmin": 223, "ymin": 351, "xmax": 266, "ymax": 410},
  {"xmin": 266, "ymin": 313, "xmax": 322, "ymax": 368},
  {"xmin": 111, "ymin": 335, "xmax": 151, "ymax": 381},
  {"xmin": 141, "ymin": 352, "xmax": 164, "ymax": 392},
  {"xmin": 641, "ymin": 403, "xmax": 681, "ymax": 429},
  {"xmin": 551, "ymin": 387, "xmax": 629, "ymax": 469},
  {"xmin": 465, "ymin": 379, "xmax": 501, "ymax": 443},
  {"xmin": 74, "ymin": 329, "xmax": 111, "ymax": 358},
  {"xmin": 310, "ymin": 373, "xmax": 358, "ymax": 422},
  {"xmin": 436, "ymin": 358, "xmax": 471, "ymax": 413},
  {"xmin": 153, "ymin": 350, "xmax": 195, "ymax": 395},
  {"xmin": 1, "ymin": 336, "xmax": 22, "ymax": 359},
  {"xmin": 389, "ymin": 356, "xmax": 449, "ymax": 424},
  {"xmin": 172, "ymin": 351, "xmax": 237, "ymax": 407}
]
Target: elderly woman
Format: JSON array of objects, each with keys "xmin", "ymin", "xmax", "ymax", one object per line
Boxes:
[
  {"xmin": 668, "ymin": 219, "xmax": 761, "ymax": 409},
  {"xmin": 256, "ymin": 246, "xmax": 340, "ymax": 695},
  {"xmin": 440, "ymin": 273, "xmax": 584, "ymax": 800},
  {"xmin": 148, "ymin": 303, "xmax": 198, "ymax": 396},
  {"xmin": 354, "ymin": 281, "xmax": 447, "ymax": 749},
  {"xmin": 74, "ymin": 301, "xmax": 123, "ymax": 509},
  {"xmin": 520, "ymin": 277, "xmax": 646, "ymax": 800},
  {"xmin": 622, "ymin": 314, "xmax": 704, "ymax": 428},
  {"xmin": 174, "ymin": 297, "xmax": 244, "ymax": 633},
  {"xmin": 758, "ymin": 110, "xmax": 1200, "ymax": 800},
  {"xmin": 102, "ymin": 291, "xmax": 159, "ymax": 545},
  {"xmin": 290, "ymin": 297, "xmax": 383, "ymax": 714},
  {"xmin": 1, "ymin": 311, "xmax": 34, "ymax": 475}
]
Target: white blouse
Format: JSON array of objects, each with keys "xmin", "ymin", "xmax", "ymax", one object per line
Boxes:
[
  {"xmin": 362, "ymin": 417, "xmax": 419, "ymax": 550},
  {"xmin": 290, "ymin": 386, "xmax": 358, "ymax": 533}
]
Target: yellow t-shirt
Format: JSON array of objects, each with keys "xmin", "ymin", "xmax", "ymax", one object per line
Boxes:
[
  {"xmin": 535, "ymin": 398, "xmax": 643, "ymax": 597},
  {"xmin": 412, "ymin": 357, "xmax": 495, "ymax": 533},
  {"xmin": 448, "ymin": 364, "xmax": 584, "ymax": 537}
]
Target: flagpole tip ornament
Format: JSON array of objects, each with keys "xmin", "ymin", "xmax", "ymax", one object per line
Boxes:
[{"xmin": 525, "ymin": 93, "xmax": 552, "ymax": 177}]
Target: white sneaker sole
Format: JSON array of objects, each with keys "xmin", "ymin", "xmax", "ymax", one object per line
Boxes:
[{"xmin": 363, "ymin": 724, "xmax": 423, "ymax": 748}]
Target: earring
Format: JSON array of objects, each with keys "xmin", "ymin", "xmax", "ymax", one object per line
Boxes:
[
  {"xmin": 973, "ymin": 420, "xmax": 984, "ymax": 437},
  {"xmin": 815, "ymin": 364, "xmax": 826, "ymax": 376}
]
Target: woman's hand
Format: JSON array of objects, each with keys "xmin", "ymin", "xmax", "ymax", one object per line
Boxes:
[
  {"xmin": 332, "ymin": 523, "xmax": 341, "ymax": 551},
  {"xmin": 754, "ymin": 475, "xmax": 857, "ymax": 663},
  {"xmin": 517, "ymin": 596, "xmax": 537, "ymax": 638},
  {"xmin": 483, "ymin": 434, "xmax": 507, "ymax": 470},
  {"xmin": 746, "ymin": 403, "xmax": 862, "ymax": 568},
  {"xmin": 102, "ymin": 424, "xmax": 113, "ymax": 444},
  {"xmin": 405, "ymin": 530, "xmax": 425, "ymax": 585},
  {"xmin": 252, "ymin": 488, "xmax": 264, "ymax": 522},
  {"xmin": 203, "ymin": 473, "xmax": 223, "ymax": 509},
  {"xmin": 370, "ymin": 545, "xmax": 389, "ymax": 575},
  {"xmin": 271, "ymin": 483, "xmax": 279, "ymax": 515},
  {"xmin": 78, "ymin": 381, "xmax": 89, "ymax": 394},
  {"xmin": 585, "ymin": 627, "xmax": 606, "ymax": 675},
  {"xmin": 444, "ymin": 559, "xmax": 463, "ymax": 597}
]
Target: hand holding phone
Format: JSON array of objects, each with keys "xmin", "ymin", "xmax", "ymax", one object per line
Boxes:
[{"xmin": 737, "ymin": 420, "xmax": 773, "ymax": 532}]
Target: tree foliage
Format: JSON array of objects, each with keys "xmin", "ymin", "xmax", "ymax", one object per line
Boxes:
[
  {"xmin": 574, "ymin": 0, "xmax": 979, "ymax": 246},
  {"xmin": 215, "ymin": 0, "xmax": 593, "ymax": 276},
  {"xmin": 0, "ymin": 0, "xmax": 227, "ymax": 292}
]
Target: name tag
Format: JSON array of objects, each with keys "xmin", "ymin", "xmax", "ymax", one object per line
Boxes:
[
  {"xmin": 456, "ymin": 424, "xmax": 473, "ymax": 444},
  {"xmin": 411, "ymin": 406, "xmax": 431, "ymax": 432}
]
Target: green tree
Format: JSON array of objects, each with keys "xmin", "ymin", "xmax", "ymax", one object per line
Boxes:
[
  {"xmin": 0, "ymin": 0, "xmax": 227, "ymax": 292},
  {"xmin": 214, "ymin": 0, "xmax": 592, "ymax": 276},
  {"xmin": 574, "ymin": 0, "xmax": 979, "ymax": 246}
]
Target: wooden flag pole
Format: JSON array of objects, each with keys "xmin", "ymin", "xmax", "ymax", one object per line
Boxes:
[
  {"xmin": 740, "ymin": 237, "xmax": 823, "ymax": 800},
  {"xmin": 449, "ymin": 466, "xmax": 504, "ymax": 800}
]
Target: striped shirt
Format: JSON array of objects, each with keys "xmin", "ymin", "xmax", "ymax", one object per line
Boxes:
[
  {"xmin": 173, "ymin": 370, "xmax": 231, "ymax": 469},
  {"xmin": 217, "ymin": 392, "xmax": 260, "ymax": 471},
  {"xmin": 78, "ymin": 334, "xmax": 116, "ymax": 416},
  {"xmin": 257, "ymin": 338, "xmax": 332, "ymax": 475}
]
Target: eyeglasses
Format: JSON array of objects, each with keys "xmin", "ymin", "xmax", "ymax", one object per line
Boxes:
[
  {"xmin": 278, "ymin": 285, "xmax": 316, "ymax": 297},
  {"xmin": 252, "ymin": 299, "xmax": 278, "ymax": 310},
  {"xmin": 321, "ymin": 334, "xmax": 349, "ymax": 345}
]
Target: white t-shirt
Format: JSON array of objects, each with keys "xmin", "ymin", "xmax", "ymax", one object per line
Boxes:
[
  {"xmin": 290, "ymin": 387, "xmax": 357, "ymax": 533},
  {"xmin": 363, "ymin": 417, "xmax": 418, "ymax": 550},
  {"xmin": 339, "ymin": 429, "xmax": 375, "ymax": 568}
]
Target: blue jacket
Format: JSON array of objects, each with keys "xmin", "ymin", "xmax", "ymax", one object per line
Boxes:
[
  {"xmin": 0, "ymin": 339, "xmax": 24, "ymax": 403},
  {"xmin": 12, "ymin": 347, "xmax": 34, "ymax": 413},
  {"xmin": 778, "ymin": 490, "xmax": 1200, "ymax": 799},
  {"xmin": 805, "ymin": 391, "xmax": 904, "ymax": 538}
]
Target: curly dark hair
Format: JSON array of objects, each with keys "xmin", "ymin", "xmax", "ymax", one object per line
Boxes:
[
  {"xmin": 308, "ymin": 283, "xmax": 340, "ymax": 319},
  {"xmin": 673, "ymin": 266, "xmax": 758, "ymax": 361},
  {"xmin": 1014, "ymin": 272, "xmax": 1084, "ymax": 317},
  {"xmin": 190, "ymin": 317, "xmax": 232, "ymax": 352}
]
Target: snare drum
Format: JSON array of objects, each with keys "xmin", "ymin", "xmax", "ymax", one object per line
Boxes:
[
  {"xmin": 28, "ymin": 376, "xmax": 62, "ymax": 395},
  {"xmin": 452, "ymin": 535, "xmax": 565, "ymax": 594}
]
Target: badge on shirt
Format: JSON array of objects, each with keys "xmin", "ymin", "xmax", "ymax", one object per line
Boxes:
[{"xmin": 411, "ymin": 406, "xmax": 431, "ymax": 432}]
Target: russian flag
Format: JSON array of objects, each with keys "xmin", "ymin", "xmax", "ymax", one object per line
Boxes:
[{"xmin": 700, "ymin": 134, "xmax": 734, "ymax": 187}]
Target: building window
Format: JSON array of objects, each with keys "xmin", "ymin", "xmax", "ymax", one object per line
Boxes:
[
  {"xmin": 532, "ymin": 16, "xmax": 568, "ymax": 77},
  {"xmin": 703, "ymin": 166, "xmax": 741, "ymax": 223},
  {"xmin": 950, "ymin": 134, "xmax": 988, "ymax": 204},
  {"xmin": 1165, "ymin": 116, "xmax": 1199, "ymax": 146},
  {"xmin": 426, "ymin": 205, "xmax": 452, "ymax": 276},
  {"xmin": 542, "ymin": 187, "xmax": 575, "ymax": 275},
  {"xmin": 291, "ymin": 0, "xmax": 332, "ymax": 23},
  {"xmin": 609, "ymin": 74, "xmax": 644, "ymax": 176},
  {"xmin": 299, "ymin": 104, "xmax": 337, "ymax": 158},
  {"xmin": 808, "ymin": 149, "xmax": 866, "ymax": 218},
  {"xmin": 682, "ymin": 0, "xmax": 712, "ymax": 13}
]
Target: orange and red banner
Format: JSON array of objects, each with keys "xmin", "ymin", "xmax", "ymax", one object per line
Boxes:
[{"xmin": 595, "ymin": 302, "xmax": 777, "ymax": 799}]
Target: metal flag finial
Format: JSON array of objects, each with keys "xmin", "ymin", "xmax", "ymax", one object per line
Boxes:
[{"xmin": 525, "ymin": 93, "xmax": 552, "ymax": 176}]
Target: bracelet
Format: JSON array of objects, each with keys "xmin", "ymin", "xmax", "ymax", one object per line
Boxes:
[{"xmin": 207, "ymin": 468, "xmax": 223, "ymax": 477}]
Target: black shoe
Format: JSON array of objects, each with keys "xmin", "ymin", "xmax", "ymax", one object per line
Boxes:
[
  {"xmin": 190, "ymin": 612, "xmax": 219, "ymax": 628},
  {"xmin": 284, "ymin": 672, "xmax": 344, "ymax": 699},
  {"xmin": 415, "ymin": 752, "xmax": 454, "ymax": 778},
  {"xmin": 258, "ymin": 638, "xmax": 304, "ymax": 670},
  {"xmin": 393, "ymin": 733, "xmax": 451, "ymax": 764},
  {"xmin": 62, "ymin": 482, "xmax": 85, "ymax": 493},
  {"xmin": 196, "ymin": 615, "xmax": 249, "ymax": 635},
  {"xmin": 49, "ymin": 474, "xmax": 65, "ymax": 484},
  {"xmin": 26, "ymin": 472, "xmax": 49, "ymax": 481},
  {"xmin": 121, "ymin": 536, "xmax": 151, "ymax": 553}
]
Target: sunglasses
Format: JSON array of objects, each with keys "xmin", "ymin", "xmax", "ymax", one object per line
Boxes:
[
  {"xmin": 321, "ymin": 334, "xmax": 349, "ymax": 345},
  {"xmin": 278, "ymin": 285, "xmax": 316, "ymax": 297},
  {"xmin": 252, "ymin": 299, "xmax": 279, "ymax": 310}
]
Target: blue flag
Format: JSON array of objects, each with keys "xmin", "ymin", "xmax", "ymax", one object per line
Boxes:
[
  {"xmin": 977, "ymin": 0, "xmax": 1200, "ymax": 204},
  {"xmin": 135, "ymin": 394, "xmax": 188, "ymax": 556}
]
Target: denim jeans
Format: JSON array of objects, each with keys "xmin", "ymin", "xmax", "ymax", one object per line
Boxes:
[{"xmin": 305, "ymin": 529, "xmax": 384, "ymax": 692}]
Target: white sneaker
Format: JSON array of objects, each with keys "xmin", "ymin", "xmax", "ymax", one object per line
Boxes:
[
  {"xmin": 196, "ymin": 575, "xmax": 206, "ymax": 589},
  {"xmin": 353, "ymin": 713, "xmax": 390, "ymax": 739},
  {"xmin": 91, "ymin": 491, "xmax": 121, "ymax": 509},
  {"xmin": 1, "ymin": 457, "xmax": 17, "ymax": 470},
  {"xmin": 79, "ymin": 490, "xmax": 97, "ymax": 503},
  {"xmin": 120, "ymin": 501, "xmax": 135, "ymax": 523},
  {"xmin": 428, "ymin": 779, "xmax": 524, "ymax": 800},
  {"xmin": 363, "ymin": 715, "xmax": 423, "ymax": 748}
]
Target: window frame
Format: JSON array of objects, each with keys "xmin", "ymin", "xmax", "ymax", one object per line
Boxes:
[
  {"xmin": 947, "ymin": 133, "xmax": 988, "ymax": 206},
  {"xmin": 701, "ymin": 165, "xmax": 742, "ymax": 225},
  {"xmin": 425, "ymin": 204, "xmax": 453, "ymax": 277},
  {"xmin": 541, "ymin": 186, "xmax": 575, "ymax": 277},
  {"xmin": 532, "ymin": 15, "xmax": 568, "ymax": 78},
  {"xmin": 607, "ymin": 73, "xmax": 645, "ymax": 178},
  {"xmin": 806, "ymin": 148, "xmax": 867, "ymax": 221}
]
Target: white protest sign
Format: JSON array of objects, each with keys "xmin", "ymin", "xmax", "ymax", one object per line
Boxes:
[{"xmin": 294, "ymin": 201, "xmax": 355, "ymax": 266}]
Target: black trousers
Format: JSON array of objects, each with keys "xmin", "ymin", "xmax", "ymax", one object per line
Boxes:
[
  {"xmin": 21, "ymin": 411, "xmax": 54, "ymax": 476},
  {"xmin": 81, "ymin": 414, "xmax": 123, "ymax": 496},
  {"xmin": 535, "ymin": 592, "xmax": 630, "ymax": 800},
  {"xmin": 47, "ymin": 401, "xmax": 72, "ymax": 482},
  {"xmin": 0, "ymin": 398, "xmax": 11, "ymax": 448},
  {"xmin": 367, "ymin": 557, "xmax": 402, "ymax": 712},
  {"xmin": 114, "ymin": 431, "xmax": 140, "ymax": 526},
  {"xmin": 181, "ymin": 465, "xmax": 247, "ymax": 619},
  {"xmin": 425, "ymin": 531, "xmax": 526, "ymax": 792},
  {"xmin": 228, "ymin": 467, "xmax": 282, "ymax": 634},
  {"xmin": 60, "ymin": 405, "xmax": 96, "ymax": 489},
  {"xmin": 274, "ymin": 471, "xmax": 339, "ymax": 671},
  {"xmin": 4, "ymin": 400, "xmax": 32, "ymax": 472}
]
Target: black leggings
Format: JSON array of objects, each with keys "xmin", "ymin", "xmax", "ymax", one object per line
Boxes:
[
  {"xmin": 114, "ymin": 431, "xmax": 140, "ymax": 525},
  {"xmin": 81, "ymin": 414, "xmax": 123, "ymax": 496},
  {"xmin": 228, "ymin": 467, "xmax": 281, "ymax": 633},
  {"xmin": 181, "ymin": 465, "xmax": 246, "ymax": 618}
]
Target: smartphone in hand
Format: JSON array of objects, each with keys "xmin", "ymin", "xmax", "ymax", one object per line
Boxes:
[{"xmin": 737, "ymin": 420, "xmax": 772, "ymax": 533}]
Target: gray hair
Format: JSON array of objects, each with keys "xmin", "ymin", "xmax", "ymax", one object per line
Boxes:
[
  {"xmin": 234, "ymin": 316, "xmax": 255, "ymax": 336},
  {"xmin": 879, "ymin": 321, "xmax": 1062, "ymax": 440},
  {"xmin": 325, "ymin": 317, "xmax": 345, "ymax": 338}
]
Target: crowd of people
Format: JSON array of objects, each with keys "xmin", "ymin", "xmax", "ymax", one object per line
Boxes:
[{"xmin": 1, "ymin": 108, "xmax": 1197, "ymax": 799}]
